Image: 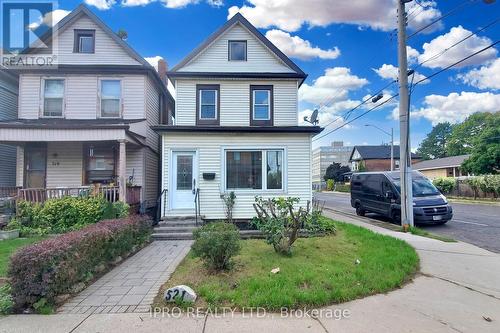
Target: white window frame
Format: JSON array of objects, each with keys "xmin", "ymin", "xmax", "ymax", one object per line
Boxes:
[
  {"xmin": 222, "ymin": 147, "xmax": 286, "ymax": 193},
  {"xmin": 198, "ymin": 89, "xmax": 218, "ymax": 120},
  {"xmin": 252, "ymin": 89, "xmax": 271, "ymax": 121},
  {"xmin": 228, "ymin": 40, "xmax": 247, "ymax": 61},
  {"xmin": 79, "ymin": 35, "xmax": 94, "ymax": 53},
  {"xmin": 41, "ymin": 78, "xmax": 65, "ymax": 118},
  {"xmin": 98, "ymin": 78, "xmax": 122, "ymax": 118}
]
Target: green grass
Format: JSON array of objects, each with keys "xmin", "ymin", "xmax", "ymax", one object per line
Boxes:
[
  {"xmin": 0, "ymin": 237, "xmax": 45, "ymax": 278},
  {"xmin": 403, "ymin": 226, "xmax": 456, "ymax": 243},
  {"xmin": 154, "ymin": 219, "xmax": 419, "ymax": 310}
]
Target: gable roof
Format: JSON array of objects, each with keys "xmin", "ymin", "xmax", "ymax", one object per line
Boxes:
[
  {"xmin": 170, "ymin": 13, "xmax": 306, "ymax": 81},
  {"xmin": 349, "ymin": 145, "xmax": 421, "ymax": 161},
  {"xmin": 413, "ymin": 155, "xmax": 470, "ymax": 171}
]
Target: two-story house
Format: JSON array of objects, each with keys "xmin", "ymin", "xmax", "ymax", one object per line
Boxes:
[
  {"xmin": 0, "ymin": 5, "xmax": 174, "ymax": 208},
  {"xmin": 0, "ymin": 69, "xmax": 18, "ymax": 191},
  {"xmin": 154, "ymin": 13, "xmax": 322, "ymax": 220}
]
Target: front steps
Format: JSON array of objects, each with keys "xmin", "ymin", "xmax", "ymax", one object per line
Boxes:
[{"xmin": 152, "ymin": 216, "xmax": 201, "ymax": 240}]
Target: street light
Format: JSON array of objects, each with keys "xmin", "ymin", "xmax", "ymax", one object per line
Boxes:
[{"xmin": 365, "ymin": 124, "xmax": 394, "ymax": 171}]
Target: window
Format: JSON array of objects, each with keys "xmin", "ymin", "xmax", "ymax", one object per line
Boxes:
[
  {"xmin": 228, "ymin": 40, "xmax": 247, "ymax": 61},
  {"xmin": 225, "ymin": 149, "xmax": 284, "ymax": 191},
  {"xmin": 100, "ymin": 80, "xmax": 121, "ymax": 118},
  {"xmin": 43, "ymin": 79, "xmax": 64, "ymax": 117},
  {"xmin": 196, "ymin": 84, "xmax": 220, "ymax": 125},
  {"xmin": 176, "ymin": 155, "xmax": 193, "ymax": 190},
  {"xmin": 74, "ymin": 30, "xmax": 95, "ymax": 53},
  {"xmin": 85, "ymin": 144, "xmax": 116, "ymax": 184},
  {"xmin": 250, "ymin": 85, "xmax": 273, "ymax": 126}
]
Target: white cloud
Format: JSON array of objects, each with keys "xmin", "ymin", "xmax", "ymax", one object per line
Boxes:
[
  {"xmin": 458, "ymin": 58, "xmax": 500, "ymax": 90},
  {"xmin": 265, "ymin": 29, "xmax": 340, "ymax": 60},
  {"xmin": 407, "ymin": 46, "xmax": 420, "ymax": 64},
  {"xmin": 144, "ymin": 55, "xmax": 164, "ymax": 70},
  {"xmin": 121, "ymin": 0, "xmax": 223, "ymax": 8},
  {"xmin": 412, "ymin": 91, "xmax": 500, "ymax": 125},
  {"xmin": 417, "ymin": 26, "xmax": 497, "ymax": 69},
  {"xmin": 299, "ymin": 67, "xmax": 368, "ymax": 105},
  {"xmin": 228, "ymin": 0, "xmax": 441, "ymax": 32},
  {"xmin": 121, "ymin": 0, "xmax": 154, "ymax": 6},
  {"xmin": 28, "ymin": 9, "xmax": 70, "ymax": 29},
  {"xmin": 373, "ymin": 64, "xmax": 429, "ymax": 84},
  {"xmin": 85, "ymin": 0, "xmax": 116, "ymax": 10}
]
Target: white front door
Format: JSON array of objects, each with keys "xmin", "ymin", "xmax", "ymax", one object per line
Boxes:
[{"xmin": 171, "ymin": 151, "xmax": 197, "ymax": 210}]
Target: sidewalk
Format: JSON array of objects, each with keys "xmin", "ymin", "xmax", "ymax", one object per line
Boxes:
[{"xmin": 1, "ymin": 212, "xmax": 499, "ymax": 333}]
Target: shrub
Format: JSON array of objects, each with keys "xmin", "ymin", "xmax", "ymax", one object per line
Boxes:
[
  {"xmin": 192, "ymin": 222, "xmax": 241, "ymax": 271},
  {"xmin": 8, "ymin": 215, "xmax": 151, "ymax": 311},
  {"xmin": 9, "ymin": 196, "xmax": 129, "ymax": 235},
  {"xmin": 335, "ymin": 183, "xmax": 351, "ymax": 193},
  {"xmin": 220, "ymin": 191, "xmax": 236, "ymax": 223},
  {"xmin": 0, "ymin": 284, "xmax": 13, "ymax": 315},
  {"xmin": 326, "ymin": 179, "xmax": 334, "ymax": 191},
  {"xmin": 432, "ymin": 177, "xmax": 456, "ymax": 194}
]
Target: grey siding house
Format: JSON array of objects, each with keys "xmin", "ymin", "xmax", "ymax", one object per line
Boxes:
[
  {"xmin": 0, "ymin": 70, "xmax": 18, "ymax": 187},
  {"xmin": 0, "ymin": 5, "xmax": 174, "ymax": 208}
]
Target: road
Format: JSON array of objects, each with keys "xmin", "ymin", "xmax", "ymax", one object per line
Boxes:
[{"xmin": 314, "ymin": 192, "xmax": 500, "ymax": 253}]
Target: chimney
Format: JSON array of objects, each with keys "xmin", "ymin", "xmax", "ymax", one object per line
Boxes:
[{"xmin": 157, "ymin": 58, "xmax": 168, "ymax": 84}]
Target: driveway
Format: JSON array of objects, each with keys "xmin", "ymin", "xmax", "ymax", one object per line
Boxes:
[
  {"xmin": 58, "ymin": 240, "xmax": 192, "ymax": 314},
  {"xmin": 315, "ymin": 191, "xmax": 500, "ymax": 253}
]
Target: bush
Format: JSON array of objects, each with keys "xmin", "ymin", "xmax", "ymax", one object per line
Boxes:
[
  {"xmin": 432, "ymin": 177, "xmax": 456, "ymax": 194},
  {"xmin": 326, "ymin": 179, "xmax": 334, "ymax": 191},
  {"xmin": 8, "ymin": 215, "xmax": 151, "ymax": 311},
  {"xmin": 9, "ymin": 196, "xmax": 129, "ymax": 235},
  {"xmin": 0, "ymin": 284, "xmax": 13, "ymax": 315},
  {"xmin": 335, "ymin": 183, "xmax": 351, "ymax": 193},
  {"xmin": 465, "ymin": 175, "xmax": 500, "ymax": 199},
  {"xmin": 192, "ymin": 222, "xmax": 241, "ymax": 271}
]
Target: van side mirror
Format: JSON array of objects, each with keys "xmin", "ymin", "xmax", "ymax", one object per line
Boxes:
[{"xmin": 385, "ymin": 191, "xmax": 393, "ymax": 199}]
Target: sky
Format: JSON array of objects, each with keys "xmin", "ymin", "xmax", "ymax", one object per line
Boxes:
[{"xmin": 36, "ymin": 0, "xmax": 500, "ymax": 149}]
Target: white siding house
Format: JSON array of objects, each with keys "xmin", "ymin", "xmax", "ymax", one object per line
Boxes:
[
  {"xmin": 155, "ymin": 13, "xmax": 322, "ymax": 220},
  {"xmin": 0, "ymin": 70, "xmax": 18, "ymax": 187},
  {"xmin": 0, "ymin": 5, "xmax": 174, "ymax": 208}
]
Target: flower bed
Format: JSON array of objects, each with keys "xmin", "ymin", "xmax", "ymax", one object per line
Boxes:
[{"xmin": 8, "ymin": 215, "xmax": 151, "ymax": 312}]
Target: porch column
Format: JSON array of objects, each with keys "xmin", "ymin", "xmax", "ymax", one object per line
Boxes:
[{"xmin": 118, "ymin": 140, "xmax": 127, "ymax": 203}]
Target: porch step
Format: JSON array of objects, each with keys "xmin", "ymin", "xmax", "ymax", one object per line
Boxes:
[
  {"xmin": 152, "ymin": 215, "xmax": 202, "ymax": 241},
  {"xmin": 157, "ymin": 220, "xmax": 198, "ymax": 227},
  {"xmin": 152, "ymin": 232, "xmax": 195, "ymax": 240},
  {"xmin": 154, "ymin": 226, "xmax": 198, "ymax": 233}
]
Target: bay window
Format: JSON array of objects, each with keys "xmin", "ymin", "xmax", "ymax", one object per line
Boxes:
[{"xmin": 225, "ymin": 149, "xmax": 284, "ymax": 191}]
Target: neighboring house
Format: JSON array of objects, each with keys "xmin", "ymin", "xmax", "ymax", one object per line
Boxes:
[
  {"xmin": 0, "ymin": 5, "xmax": 174, "ymax": 208},
  {"xmin": 349, "ymin": 145, "xmax": 421, "ymax": 172},
  {"xmin": 413, "ymin": 155, "xmax": 470, "ymax": 179},
  {"xmin": 312, "ymin": 141, "xmax": 353, "ymax": 189},
  {"xmin": 0, "ymin": 69, "xmax": 18, "ymax": 188},
  {"xmin": 154, "ymin": 13, "xmax": 322, "ymax": 220}
]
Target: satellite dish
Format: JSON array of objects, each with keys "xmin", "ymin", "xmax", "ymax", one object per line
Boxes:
[{"xmin": 304, "ymin": 109, "xmax": 319, "ymax": 125}]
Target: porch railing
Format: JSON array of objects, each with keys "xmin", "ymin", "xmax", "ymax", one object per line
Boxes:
[
  {"xmin": 0, "ymin": 186, "xmax": 21, "ymax": 199},
  {"xmin": 17, "ymin": 186, "xmax": 141, "ymax": 205}
]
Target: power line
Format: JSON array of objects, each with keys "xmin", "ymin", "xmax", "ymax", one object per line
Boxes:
[
  {"xmin": 313, "ymin": 94, "xmax": 399, "ymax": 142},
  {"xmin": 407, "ymin": 0, "xmax": 478, "ymax": 40}
]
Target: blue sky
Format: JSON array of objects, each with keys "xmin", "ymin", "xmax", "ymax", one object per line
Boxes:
[{"xmin": 52, "ymin": 1, "xmax": 500, "ymax": 149}]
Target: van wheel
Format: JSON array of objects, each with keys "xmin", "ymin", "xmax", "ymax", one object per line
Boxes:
[
  {"xmin": 391, "ymin": 210, "xmax": 401, "ymax": 224},
  {"xmin": 355, "ymin": 204, "xmax": 365, "ymax": 216}
]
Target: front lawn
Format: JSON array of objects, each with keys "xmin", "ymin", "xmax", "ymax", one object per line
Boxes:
[
  {"xmin": 0, "ymin": 237, "xmax": 44, "ymax": 278},
  {"xmin": 154, "ymin": 219, "xmax": 419, "ymax": 310}
]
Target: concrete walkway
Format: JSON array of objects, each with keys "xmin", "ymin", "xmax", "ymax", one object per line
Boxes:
[
  {"xmin": 58, "ymin": 240, "xmax": 192, "ymax": 315},
  {"xmin": 2, "ymin": 213, "xmax": 500, "ymax": 332}
]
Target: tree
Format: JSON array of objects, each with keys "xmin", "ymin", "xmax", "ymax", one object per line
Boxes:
[
  {"xmin": 324, "ymin": 162, "xmax": 351, "ymax": 182},
  {"xmin": 447, "ymin": 112, "xmax": 495, "ymax": 156},
  {"xmin": 117, "ymin": 29, "xmax": 128, "ymax": 40},
  {"xmin": 417, "ymin": 122, "xmax": 453, "ymax": 160},
  {"xmin": 460, "ymin": 113, "xmax": 500, "ymax": 175}
]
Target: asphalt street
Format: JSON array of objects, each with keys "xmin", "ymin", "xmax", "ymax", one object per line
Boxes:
[{"xmin": 314, "ymin": 192, "xmax": 500, "ymax": 253}]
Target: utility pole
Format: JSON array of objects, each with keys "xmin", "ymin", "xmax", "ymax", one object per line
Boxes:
[{"xmin": 397, "ymin": 0, "xmax": 414, "ymax": 228}]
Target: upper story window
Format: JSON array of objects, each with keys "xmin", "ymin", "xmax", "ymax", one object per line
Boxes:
[
  {"xmin": 42, "ymin": 79, "xmax": 64, "ymax": 118},
  {"xmin": 250, "ymin": 85, "xmax": 273, "ymax": 126},
  {"xmin": 100, "ymin": 80, "xmax": 121, "ymax": 118},
  {"xmin": 196, "ymin": 84, "xmax": 220, "ymax": 125},
  {"xmin": 74, "ymin": 29, "xmax": 95, "ymax": 54},
  {"xmin": 228, "ymin": 40, "xmax": 247, "ymax": 61}
]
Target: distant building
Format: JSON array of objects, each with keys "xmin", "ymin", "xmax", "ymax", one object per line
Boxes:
[
  {"xmin": 413, "ymin": 155, "xmax": 470, "ymax": 179},
  {"xmin": 349, "ymin": 145, "xmax": 421, "ymax": 172},
  {"xmin": 312, "ymin": 141, "xmax": 353, "ymax": 189}
]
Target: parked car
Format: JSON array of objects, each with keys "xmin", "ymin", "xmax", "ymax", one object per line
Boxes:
[{"xmin": 350, "ymin": 171, "xmax": 453, "ymax": 224}]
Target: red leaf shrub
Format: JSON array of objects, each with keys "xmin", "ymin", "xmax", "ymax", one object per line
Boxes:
[{"xmin": 8, "ymin": 215, "xmax": 151, "ymax": 311}]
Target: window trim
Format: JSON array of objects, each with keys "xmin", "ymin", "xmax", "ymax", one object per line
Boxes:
[
  {"xmin": 228, "ymin": 40, "xmax": 247, "ymax": 61},
  {"xmin": 73, "ymin": 29, "xmax": 95, "ymax": 54},
  {"xmin": 196, "ymin": 84, "xmax": 220, "ymax": 126},
  {"xmin": 250, "ymin": 85, "xmax": 273, "ymax": 126},
  {"xmin": 98, "ymin": 78, "xmax": 123, "ymax": 119},
  {"xmin": 41, "ymin": 77, "xmax": 65, "ymax": 118},
  {"xmin": 222, "ymin": 147, "xmax": 286, "ymax": 193}
]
